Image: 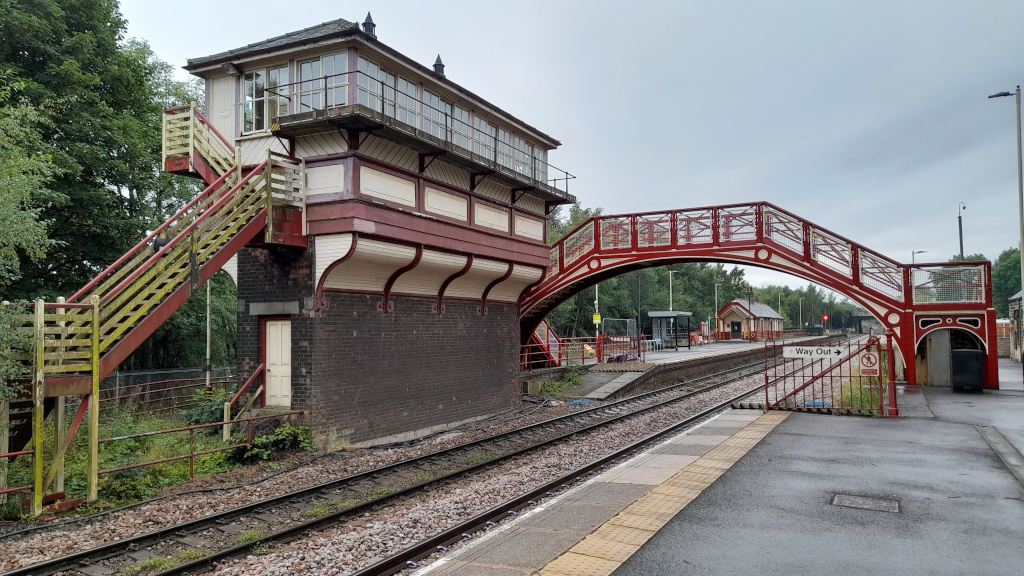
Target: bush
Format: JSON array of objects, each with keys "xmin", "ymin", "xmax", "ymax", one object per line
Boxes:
[
  {"xmin": 233, "ymin": 422, "xmax": 313, "ymax": 463},
  {"xmin": 184, "ymin": 387, "xmax": 232, "ymax": 425}
]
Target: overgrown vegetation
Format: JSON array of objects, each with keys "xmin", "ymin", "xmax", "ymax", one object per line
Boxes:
[
  {"xmin": 235, "ymin": 422, "xmax": 313, "ymax": 463},
  {"xmin": 539, "ymin": 364, "xmax": 587, "ymax": 396},
  {"xmin": 184, "ymin": 387, "xmax": 233, "ymax": 425}
]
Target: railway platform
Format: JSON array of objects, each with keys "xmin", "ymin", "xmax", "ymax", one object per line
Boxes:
[{"xmin": 415, "ymin": 358, "xmax": 1024, "ymax": 575}]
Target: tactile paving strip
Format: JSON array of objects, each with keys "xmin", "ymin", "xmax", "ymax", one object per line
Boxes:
[{"xmin": 538, "ymin": 410, "xmax": 790, "ymax": 576}]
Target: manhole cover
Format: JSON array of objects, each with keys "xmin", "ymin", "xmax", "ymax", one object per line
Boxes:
[{"xmin": 831, "ymin": 494, "xmax": 899, "ymax": 513}]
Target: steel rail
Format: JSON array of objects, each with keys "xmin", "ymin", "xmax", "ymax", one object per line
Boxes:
[
  {"xmin": 153, "ymin": 358, "xmax": 813, "ymax": 576},
  {"xmin": 349, "ymin": 384, "xmax": 770, "ymax": 576},
  {"xmin": 3, "ymin": 344, "xmax": 821, "ymax": 576}
]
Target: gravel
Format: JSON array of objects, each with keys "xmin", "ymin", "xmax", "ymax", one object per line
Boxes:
[{"xmin": 208, "ymin": 376, "xmax": 763, "ymax": 576}]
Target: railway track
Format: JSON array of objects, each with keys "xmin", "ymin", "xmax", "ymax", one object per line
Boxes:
[{"xmin": 2, "ymin": 351, "xmax": 809, "ymax": 576}]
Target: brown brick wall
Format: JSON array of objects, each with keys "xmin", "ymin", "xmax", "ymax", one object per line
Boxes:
[
  {"xmin": 313, "ymin": 293, "xmax": 520, "ymax": 445},
  {"xmin": 237, "ymin": 245, "xmax": 520, "ymax": 446},
  {"xmin": 235, "ymin": 245, "xmax": 318, "ymax": 415}
]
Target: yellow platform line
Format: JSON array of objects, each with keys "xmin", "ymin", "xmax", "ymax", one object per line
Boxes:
[{"xmin": 538, "ymin": 410, "xmax": 790, "ymax": 576}]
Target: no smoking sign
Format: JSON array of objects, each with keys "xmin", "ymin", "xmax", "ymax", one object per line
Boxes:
[{"xmin": 860, "ymin": 351, "xmax": 880, "ymax": 377}]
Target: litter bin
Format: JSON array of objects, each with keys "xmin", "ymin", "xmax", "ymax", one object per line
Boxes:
[{"xmin": 950, "ymin": 349, "xmax": 984, "ymax": 393}]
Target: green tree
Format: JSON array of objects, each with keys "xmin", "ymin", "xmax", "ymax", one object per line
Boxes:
[
  {"xmin": 0, "ymin": 0, "xmax": 201, "ymax": 300},
  {"xmin": 0, "ymin": 68, "xmax": 65, "ymax": 289},
  {"xmin": 992, "ymin": 248, "xmax": 1020, "ymax": 317}
]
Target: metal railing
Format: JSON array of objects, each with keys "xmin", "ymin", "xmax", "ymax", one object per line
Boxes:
[
  {"xmin": 763, "ymin": 335, "xmax": 897, "ymax": 417},
  {"xmin": 243, "ymin": 70, "xmax": 575, "ymax": 195},
  {"xmin": 99, "ymin": 411, "xmax": 301, "ymax": 481},
  {"xmin": 535, "ymin": 202, "xmax": 992, "ymax": 310}
]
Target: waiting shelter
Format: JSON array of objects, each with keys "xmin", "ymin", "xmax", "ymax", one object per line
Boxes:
[
  {"xmin": 648, "ymin": 310, "xmax": 693, "ymax": 350},
  {"xmin": 716, "ymin": 299, "xmax": 783, "ymax": 341}
]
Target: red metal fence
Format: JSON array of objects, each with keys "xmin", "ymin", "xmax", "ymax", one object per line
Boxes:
[{"xmin": 764, "ymin": 334, "xmax": 898, "ymax": 416}]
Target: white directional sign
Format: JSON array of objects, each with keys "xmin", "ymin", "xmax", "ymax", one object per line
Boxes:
[{"xmin": 783, "ymin": 345, "xmax": 849, "ymax": 360}]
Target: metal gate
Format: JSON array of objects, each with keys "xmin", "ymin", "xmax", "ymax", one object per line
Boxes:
[{"xmin": 764, "ymin": 335, "xmax": 898, "ymax": 417}]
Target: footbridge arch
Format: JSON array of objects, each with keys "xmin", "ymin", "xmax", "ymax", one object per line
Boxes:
[{"xmin": 519, "ymin": 202, "xmax": 997, "ymax": 388}]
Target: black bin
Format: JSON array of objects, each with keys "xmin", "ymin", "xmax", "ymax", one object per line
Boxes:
[{"xmin": 951, "ymin": 349, "xmax": 984, "ymax": 393}]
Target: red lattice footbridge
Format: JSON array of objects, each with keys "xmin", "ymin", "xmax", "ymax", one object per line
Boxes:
[{"xmin": 520, "ymin": 202, "xmax": 996, "ymax": 389}]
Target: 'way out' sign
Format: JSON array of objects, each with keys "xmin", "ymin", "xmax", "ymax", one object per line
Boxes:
[{"xmin": 783, "ymin": 346, "xmax": 848, "ymax": 360}]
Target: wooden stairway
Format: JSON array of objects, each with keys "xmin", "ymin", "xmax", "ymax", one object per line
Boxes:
[{"xmin": 3, "ymin": 106, "xmax": 304, "ymax": 512}]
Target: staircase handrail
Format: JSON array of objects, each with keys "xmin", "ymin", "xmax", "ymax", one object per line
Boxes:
[
  {"xmin": 67, "ymin": 169, "xmax": 234, "ymax": 303},
  {"xmin": 98, "ymin": 163, "xmax": 266, "ymax": 307},
  {"xmin": 229, "ymin": 363, "xmax": 266, "ymax": 408},
  {"xmin": 164, "ymin": 104, "xmax": 235, "ymax": 159}
]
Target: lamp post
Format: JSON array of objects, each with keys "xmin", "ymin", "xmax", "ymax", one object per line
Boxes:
[
  {"xmin": 957, "ymin": 202, "xmax": 967, "ymax": 260},
  {"xmin": 989, "ymin": 85, "xmax": 1024, "ymax": 383},
  {"xmin": 911, "ymin": 250, "xmax": 927, "ymax": 265},
  {"xmin": 799, "ymin": 297, "xmax": 804, "ymax": 330},
  {"xmin": 746, "ymin": 286, "xmax": 756, "ymax": 341},
  {"xmin": 714, "ymin": 282, "xmax": 723, "ymax": 341},
  {"xmin": 669, "ymin": 270, "xmax": 678, "ymax": 311}
]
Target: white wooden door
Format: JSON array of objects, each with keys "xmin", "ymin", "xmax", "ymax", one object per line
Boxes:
[
  {"xmin": 211, "ymin": 76, "xmax": 236, "ymax": 141},
  {"xmin": 265, "ymin": 320, "xmax": 292, "ymax": 407}
]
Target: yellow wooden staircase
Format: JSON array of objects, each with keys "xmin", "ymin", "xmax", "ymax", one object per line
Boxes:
[{"xmin": 3, "ymin": 105, "xmax": 303, "ymax": 513}]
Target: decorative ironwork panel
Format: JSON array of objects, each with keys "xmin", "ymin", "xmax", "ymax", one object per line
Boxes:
[
  {"xmin": 810, "ymin": 227, "xmax": 852, "ymax": 277},
  {"xmin": 675, "ymin": 209, "xmax": 713, "ymax": 245},
  {"xmin": 719, "ymin": 205, "xmax": 757, "ymax": 243},
  {"xmin": 912, "ymin": 265, "xmax": 986, "ymax": 304},
  {"xmin": 638, "ymin": 213, "xmax": 672, "ymax": 248},
  {"xmin": 600, "ymin": 217, "xmax": 633, "ymax": 250},
  {"xmin": 763, "ymin": 207, "xmax": 803, "ymax": 254},
  {"xmin": 562, "ymin": 221, "xmax": 594, "ymax": 266},
  {"xmin": 547, "ymin": 246, "xmax": 560, "ymax": 279},
  {"xmin": 859, "ymin": 251, "xmax": 904, "ymax": 302}
]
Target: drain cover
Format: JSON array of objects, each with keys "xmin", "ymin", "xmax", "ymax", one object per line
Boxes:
[{"xmin": 831, "ymin": 494, "xmax": 899, "ymax": 513}]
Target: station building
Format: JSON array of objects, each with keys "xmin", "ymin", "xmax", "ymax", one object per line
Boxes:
[
  {"xmin": 182, "ymin": 15, "xmax": 575, "ymax": 446},
  {"xmin": 716, "ymin": 299, "xmax": 784, "ymax": 341}
]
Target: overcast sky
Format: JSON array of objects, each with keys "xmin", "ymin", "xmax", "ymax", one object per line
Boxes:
[{"xmin": 121, "ymin": 0, "xmax": 1024, "ymax": 290}]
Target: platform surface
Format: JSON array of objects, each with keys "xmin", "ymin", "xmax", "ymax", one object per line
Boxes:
[{"xmin": 415, "ymin": 357, "xmax": 1024, "ymax": 576}]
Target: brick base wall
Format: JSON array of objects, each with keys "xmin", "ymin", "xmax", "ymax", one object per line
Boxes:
[
  {"xmin": 313, "ymin": 293, "xmax": 519, "ymax": 446},
  {"xmin": 236, "ymin": 245, "xmax": 520, "ymax": 447}
]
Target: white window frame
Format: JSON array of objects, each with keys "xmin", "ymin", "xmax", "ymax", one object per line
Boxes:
[
  {"xmin": 298, "ymin": 51, "xmax": 348, "ymax": 112},
  {"xmin": 242, "ymin": 64, "xmax": 289, "ymax": 134}
]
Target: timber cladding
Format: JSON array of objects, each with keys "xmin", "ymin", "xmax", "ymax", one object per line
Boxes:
[{"xmin": 314, "ymin": 293, "xmax": 520, "ymax": 446}]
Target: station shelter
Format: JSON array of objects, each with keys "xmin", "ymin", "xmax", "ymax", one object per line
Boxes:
[
  {"xmin": 716, "ymin": 299, "xmax": 783, "ymax": 341},
  {"xmin": 647, "ymin": 311, "xmax": 692, "ymax": 349}
]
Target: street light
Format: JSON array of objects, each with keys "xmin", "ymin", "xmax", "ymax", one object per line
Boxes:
[
  {"xmin": 957, "ymin": 202, "xmax": 967, "ymax": 260},
  {"xmin": 745, "ymin": 286, "xmax": 757, "ymax": 340},
  {"xmin": 990, "ymin": 86, "xmax": 1024, "ymax": 375},
  {"xmin": 669, "ymin": 270, "xmax": 678, "ymax": 311},
  {"xmin": 799, "ymin": 297, "xmax": 804, "ymax": 330},
  {"xmin": 714, "ymin": 282, "xmax": 723, "ymax": 340},
  {"xmin": 911, "ymin": 250, "xmax": 927, "ymax": 265}
]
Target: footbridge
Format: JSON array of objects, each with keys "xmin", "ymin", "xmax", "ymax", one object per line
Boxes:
[{"xmin": 519, "ymin": 203, "xmax": 996, "ymax": 389}]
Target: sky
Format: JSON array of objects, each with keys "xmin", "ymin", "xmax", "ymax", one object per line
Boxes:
[{"xmin": 121, "ymin": 0, "xmax": 1024, "ymax": 290}]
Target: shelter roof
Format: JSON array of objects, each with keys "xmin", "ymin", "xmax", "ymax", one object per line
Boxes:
[
  {"xmin": 648, "ymin": 311, "xmax": 693, "ymax": 318},
  {"xmin": 721, "ymin": 299, "xmax": 784, "ymax": 320}
]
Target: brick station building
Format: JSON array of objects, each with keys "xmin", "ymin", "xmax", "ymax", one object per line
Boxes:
[{"xmin": 184, "ymin": 15, "xmax": 575, "ymax": 446}]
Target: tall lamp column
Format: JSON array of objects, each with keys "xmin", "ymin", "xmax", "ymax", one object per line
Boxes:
[{"xmin": 989, "ymin": 85, "xmax": 1024, "ymax": 383}]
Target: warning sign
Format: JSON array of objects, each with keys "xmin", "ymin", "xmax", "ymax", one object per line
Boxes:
[{"xmin": 860, "ymin": 351, "xmax": 880, "ymax": 377}]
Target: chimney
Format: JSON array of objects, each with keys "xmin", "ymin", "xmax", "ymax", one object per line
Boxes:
[
  {"xmin": 362, "ymin": 12, "xmax": 376, "ymax": 38},
  {"xmin": 433, "ymin": 55, "xmax": 445, "ymax": 77}
]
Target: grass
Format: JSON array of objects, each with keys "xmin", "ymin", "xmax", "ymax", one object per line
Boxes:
[
  {"xmin": 301, "ymin": 500, "xmax": 337, "ymax": 518},
  {"xmin": 234, "ymin": 530, "xmax": 267, "ymax": 545},
  {"xmin": 372, "ymin": 486, "xmax": 395, "ymax": 498},
  {"xmin": 540, "ymin": 364, "xmax": 586, "ymax": 396},
  {"xmin": 121, "ymin": 557, "xmax": 176, "ymax": 574}
]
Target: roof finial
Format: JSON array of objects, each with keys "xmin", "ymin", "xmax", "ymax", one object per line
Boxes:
[
  {"xmin": 362, "ymin": 12, "xmax": 376, "ymax": 38},
  {"xmin": 433, "ymin": 55, "xmax": 445, "ymax": 77}
]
